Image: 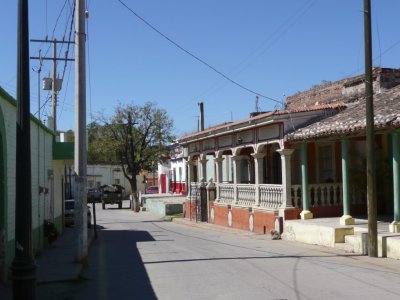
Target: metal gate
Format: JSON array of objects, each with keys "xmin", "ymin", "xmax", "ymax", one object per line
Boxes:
[{"xmin": 189, "ymin": 182, "xmax": 208, "ymax": 222}]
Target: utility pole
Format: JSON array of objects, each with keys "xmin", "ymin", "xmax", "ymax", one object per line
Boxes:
[
  {"xmin": 52, "ymin": 39, "xmax": 57, "ymax": 132},
  {"xmin": 364, "ymin": 0, "xmax": 377, "ymax": 257},
  {"xmin": 74, "ymin": 0, "xmax": 88, "ymax": 263},
  {"xmin": 30, "ymin": 39, "xmax": 74, "ymax": 132},
  {"xmin": 32, "ymin": 50, "xmax": 42, "ymax": 122},
  {"xmin": 12, "ymin": 0, "xmax": 36, "ymax": 299}
]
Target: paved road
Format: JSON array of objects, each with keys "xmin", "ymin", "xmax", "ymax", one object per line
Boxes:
[{"xmin": 38, "ymin": 201, "xmax": 400, "ymax": 300}]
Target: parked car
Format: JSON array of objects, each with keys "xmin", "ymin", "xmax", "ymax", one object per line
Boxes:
[
  {"xmin": 64, "ymin": 199, "xmax": 92, "ymax": 228},
  {"xmin": 87, "ymin": 187, "xmax": 102, "ymax": 203},
  {"xmin": 145, "ymin": 186, "xmax": 159, "ymax": 194},
  {"xmin": 100, "ymin": 184, "xmax": 125, "ymax": 209}
]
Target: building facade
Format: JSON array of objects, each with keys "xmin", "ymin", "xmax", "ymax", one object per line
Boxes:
[
  {"xmin": 177, "ymin": 68, "xmax": 400, "ymax": 234},
  {"xmin": 0, "ymin": 87, "xmax": 68, "ymax": 282}
]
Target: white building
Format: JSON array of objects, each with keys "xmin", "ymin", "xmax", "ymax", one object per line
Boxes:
[
  {"xmin": 158, "ymin": 145, "xmax": 186, "ymax": 194},
  {"xmin": 87, "ymin": 162, "xmax": 146, "ymax": 195}
]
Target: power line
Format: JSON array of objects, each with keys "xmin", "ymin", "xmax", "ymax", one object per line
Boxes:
[
  {"xmin": 116, "ymin": 0, "xmax": 281, "ymax": 104},
  {"xmin": 198, "ymin": 0, "xmax": 317, "ymax": 101}
]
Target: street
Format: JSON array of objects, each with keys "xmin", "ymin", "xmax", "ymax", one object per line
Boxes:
[{"xmin": 35, "ymin": 200, "xmax": 400, "ymax": 300}]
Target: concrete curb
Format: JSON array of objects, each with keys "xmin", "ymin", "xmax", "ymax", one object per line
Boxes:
[{"xmin": 172, "ymin": 217, "xmax": 265, "ymax": 238}]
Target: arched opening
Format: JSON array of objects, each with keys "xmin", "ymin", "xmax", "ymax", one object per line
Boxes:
[
  {"xmin": 236, "ymin": 147, "xmax": 255, "ymax": 184},
  {"xmin": 257, "ymin": 143, "xmax": 282, "ymax": 184}
]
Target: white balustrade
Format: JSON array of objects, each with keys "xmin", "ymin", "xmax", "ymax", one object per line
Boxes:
[
  {"xmin": 259, "ymin": 184, "xmax": 284, "ymax": 208},
  {"xmin": 290, "ymin": 183, "xmax": 343, "ymax": 208},
  {"xmin": 218, "ymin": 183, "xmax": 234, "ymax": 204},
  {"xmin": 237, "ymin": 185, "xmax": 256, "ymax": 207}
]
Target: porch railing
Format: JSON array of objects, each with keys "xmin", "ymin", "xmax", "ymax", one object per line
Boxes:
[
  {"xmin": 217, "ymin": 183, "xmax": 284, "ymax": 209},
  {"xmin": 290, "ymin": 183, "xmax": 343, "ymax": 208},
  {"xmin": 259, "ymin": 184, "xmax": 284, "ymax": 209},
  {"xmin": 218, "ymin": 183, "xmax": 234, "ymax": 204},
  {"xmin": 237, "ymin": 184, "xmax": 256, "ymax": 207}
]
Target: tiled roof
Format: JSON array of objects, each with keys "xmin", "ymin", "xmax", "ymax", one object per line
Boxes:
[
  {"xmin": 178, "ymin": 102, "xmax": 345, "ymax": 142},
  {"xmin": 287, "ymin": 85, "xmax": 400, "ymax": 141}
]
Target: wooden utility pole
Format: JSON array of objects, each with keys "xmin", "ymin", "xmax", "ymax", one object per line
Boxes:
[
  {"xmin": 74, "ymin": 0, "xmax": 88, "ymax": 263},
  {"xmin": 52, "ymin": 39, "xmax": 57, "ymax": 132},
  {"xmin": 364, "ymin": 0, "xmax": 378, "ymax": 257},
  {"xmin": 12, "ymin": 0, "xmax": 36, "ymax": 298}
]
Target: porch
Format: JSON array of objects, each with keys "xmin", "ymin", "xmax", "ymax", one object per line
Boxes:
[
  {"xmin": 282, "ymin": 217, "xmax": 400, "ymax": 260},
  {"xmin": 191, "ymin": 181, "xmax": 349, "ymax": 211},
  {"xmin": 187, "ymin": 181, "xmax": 357, "ymax": 234}
]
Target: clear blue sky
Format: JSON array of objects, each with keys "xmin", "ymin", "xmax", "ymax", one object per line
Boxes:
[{"xmin": 1, "ymin": 1, "xmax": 399, "ymax": 137}]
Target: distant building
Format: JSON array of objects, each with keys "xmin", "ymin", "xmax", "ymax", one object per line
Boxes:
[
  {"xmin": 158, "ymin": 144, "xmax": 186, "ymax": 194},
  {"xmin": 86, "ymin": 161, "xmax": 146, "ymax": 195}
]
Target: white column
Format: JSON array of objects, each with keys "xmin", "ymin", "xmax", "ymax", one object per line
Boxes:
[
  {"xmin": 276, "ymin": 149, "xmax": 295, "ymax": 212},
  {"xmin": 199, "ymin": 154, "xmax": 208, "ymax": 182},
  {"xmin": 214, "ymin": 157, "xmax": 224, "ymax": 201},
  {"xmin": 252, "ymin": 153, "xmax": 266, "ymax": 206},
  {"xmin": 186, "ymin": 157, "xmax": 194, "ymax": 200},
  {"xmin": 232, "ymin": 155, "xmax": 243, "ymax": 204}
]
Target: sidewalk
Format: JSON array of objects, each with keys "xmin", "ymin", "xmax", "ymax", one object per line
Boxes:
[
  {"xmin": 0, "ymin": 226, "xmax": 94, "ymax": 298},
  {"xmin": 36, "ymin": 227, "xmax": 94, "ymax": 283}
]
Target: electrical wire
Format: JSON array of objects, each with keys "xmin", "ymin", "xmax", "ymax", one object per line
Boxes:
[
  {"xmin": 198, "ymin": 0, "xmax": 317, "ymax": 101},
  {"xmin": 116, "ymin": 0, "xmax": 281, "ymax": 104},
  {"xmin": 57, "ymin": 1, "xmax": 76, "ymax": 124},
  {"xmin": 346, "ymin": 38, "xmax": 400, "ymax": 78},
  {"xmin": 58, "ymin": 55, "xmax": 73, "ymax": 121}
]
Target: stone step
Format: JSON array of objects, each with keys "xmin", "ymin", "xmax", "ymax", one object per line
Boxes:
[
  {"xmin": 282, "ymin": 220, "xmax": 354, "ymax": 248},
  {"xmin": 380, "ymin": 234, "xmax": 400, "ymax": 259},
  {"xmin": 344, "ymin": 232, "xmax": 368, "ymax": 255},
  {"xmin": 334, "ymin": 241, "xmax": 355, "ymax": 253}
]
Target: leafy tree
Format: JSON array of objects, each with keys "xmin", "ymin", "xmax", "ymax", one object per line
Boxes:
[{"xmin": 88, "ymin": 102, "xmax": 174, "ymax": 200}]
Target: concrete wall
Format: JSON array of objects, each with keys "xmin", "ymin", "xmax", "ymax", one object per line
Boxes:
[
  {"xmin": 142, "ymin": 195, "xmax": 184, "ymax": 216},
  {"xmin": 185, "ymin": 200, "xmax": 277, "ymax": 235}
]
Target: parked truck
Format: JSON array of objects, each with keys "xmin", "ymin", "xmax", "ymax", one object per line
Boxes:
[{"xmin": 100, "ymin": 184, "xmax": 125, "ymax": 209}]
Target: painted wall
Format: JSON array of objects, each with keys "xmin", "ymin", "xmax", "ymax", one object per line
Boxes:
[
  {"xmin": 0, "ymin": 88, "xmax": 57, "ymax": 280},
  {"xmin": 30, "ymin": 117, "xmax": 54, "ymax": 255}
]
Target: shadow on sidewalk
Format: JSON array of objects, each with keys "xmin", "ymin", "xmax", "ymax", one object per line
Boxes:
[{"xmin": 36, "ymin": 227, "xmax": 158, "ymax": 299}]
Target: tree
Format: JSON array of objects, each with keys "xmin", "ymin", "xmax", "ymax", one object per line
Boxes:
[{"xmin": 88, "ymin": 102, "xmax": 174, "ymax": 202}]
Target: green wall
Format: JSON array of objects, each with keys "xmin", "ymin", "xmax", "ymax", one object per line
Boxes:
[{"xmin": 0, "ymin": 103, "xmax": 7, "ymax": 282}]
